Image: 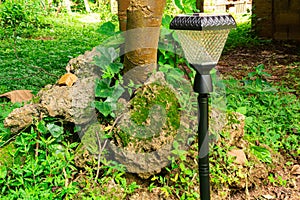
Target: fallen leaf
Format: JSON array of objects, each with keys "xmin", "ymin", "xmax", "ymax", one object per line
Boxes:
[
  {"xmin": 58, "ymin": 73, "xmax": 78, "ymax": 87},
  {"xmin": 228, "ymin": 149, "xmax": 247, "ymax": 165},
  {"xmin": 0, "ymin": 90, "xmax": 33, "ymax": 103},
  {"xmin": 262, "ymin": 194, "xmax": 275, "ymax": 199},
  {"xmin": 290, "ymin": 165, "xmax": 300, "ymax": 175}
]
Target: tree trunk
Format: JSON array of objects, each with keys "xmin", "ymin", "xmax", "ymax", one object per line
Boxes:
[
  {"xmin": 84, "ymin": 0, "xmax": 91, "ymax": 13},
  {"xmin": 122, "ymin": 0, "xmax": 166, "ymax": 84},
  {"xmin": 196, "ymin": 0, "xmax": 204, "ymax": 12},
  {"xmin": 64, "ymin": 0, "xmax": 72, "ymax": 13},
  {"xmin": 117, "ymin": 0, "xmax": 130, "ymax": 32}
]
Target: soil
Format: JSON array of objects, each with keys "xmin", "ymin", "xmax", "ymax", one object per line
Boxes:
[
  {"xmin": 217, "ymin": 41, "xmax": 300, "ymax": 96},
  {"xmin": 215, "ymin": 41, "xmax": 300, "ymax": 200}
]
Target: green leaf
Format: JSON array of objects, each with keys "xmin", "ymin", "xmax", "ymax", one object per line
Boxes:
[
  {"xmin": 36, "ymin": 120, "xmax": 47, "ymax": 134},
  {"xmin": 94, "ymin": 101, "xmax": 112, "ymax": 117},
  {"xmin": 97, "ymin": 21, "xmax": 116, "ymax": 36},
  {"xmin": 245, "ymin": 116, "xmax": 253, "ymax": 125},
  {"xmin": 46, "ymin": 123, "xmax": 63, "ymax": 138},
  {"xmin": 236, "ymin": 106, "xmax": 247, "ymax": 115},
  {"xmin": 94, "ymin": 47, "xmax": 118, "ymax": 69},
  {"xmin": 247, "ymin": 72, "xmax": 256, "ymax": 78},
  {"xmin": 0, "ymin": 166, "xmax": 7, "ymax": 179},
  {"xmin": 162, "ymin": 15, "xmax": 172, "ymax": 28},
  {"xmin": 174, "ymin": 0, "xmax": 184, "ymax": 11},
  {"xmin": 108, "ymin": 63, "xmax": 123, "ymax": 75},
  {"xmin": 95, "ymin": 78, "xmax": 114, "ymax": 98},
  {"xmin": 251, "ymin": 146, "xmax": 272, "ymax": 163},
  {"xmin": 111, "ymin": 83, "xmax": 125, "ymax": 102}
]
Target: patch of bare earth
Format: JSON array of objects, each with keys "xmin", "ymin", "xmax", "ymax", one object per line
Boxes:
[
  {"xmin": 216, "ymin": 41, "xmax": 300, "ymax": 200},
  {"xmin": 217, "ymin": 41, "xmax": 300, "ymax": 96}
]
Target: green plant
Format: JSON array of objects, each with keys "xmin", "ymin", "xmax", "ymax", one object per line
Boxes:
[
  {"xmin": 243, "ymin": 64, "xmax": 271, "ymax": 88},
  {"xmin": 0, "ymin": 0, "xmax": 48, "ymax": 38},
  {"xmin": 0, "ymin": 119, "xmax": 79, "ymax": 199},
  {"xmin": 0, "ymin": 13, "xmax": 103, "ymax": 94},
  {"xmin": 148, "ymin": 141, "xmax": 200, "ymax": 199},
  {"xmin": 225, "ymin": 67, "xmax": 300, "ymax": 155},
  {"xmin": 268, "ymin": 173, "xmax": 287, "ymax": 187},
  {"xmin": 250, "ymin": 146, "xmax": 272, "ymax": 164},
  {"xmin": 93, "ymin": 46, "xmax": 124, "ymax": 118},
  {"xmin": 173, "ymin": 0, "xmax": 199, "ymax": 13}
]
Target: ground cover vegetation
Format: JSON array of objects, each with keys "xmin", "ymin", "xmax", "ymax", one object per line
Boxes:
[{"xmin": 0, "ymin": 0, "xmax": 299, "ymax": 199}]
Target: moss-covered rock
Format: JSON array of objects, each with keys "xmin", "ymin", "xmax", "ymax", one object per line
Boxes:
[{"xmin": 113, "ymin": 83, "xmax": 180, "ymax": 153}]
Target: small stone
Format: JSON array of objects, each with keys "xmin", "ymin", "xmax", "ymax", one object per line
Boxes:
[{"xmin": 228, "ymin": 149, "xmax": 247, "ymax": 165}]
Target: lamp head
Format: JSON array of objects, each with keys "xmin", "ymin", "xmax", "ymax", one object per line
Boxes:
[{"xmin": 170, "ymin": 13, "xmax": 236, "ymax": 74}]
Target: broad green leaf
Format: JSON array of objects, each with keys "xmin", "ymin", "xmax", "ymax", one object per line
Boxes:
[
  {"xmin": 245, "ymin": 116, "xmax": 253, "ymax": 125},
  {"xmin": 162, "ymin": 15, "xmax": 172, "ymax": 28},
  {"xmin": 108, "ymin": 63, "xmax": 123, "ymax": 75},
  {"xmin": 0, "ymin": 166, "xmax": 7, "ymax": 179},
  {"xmin": 97, "ymin": 21, "xmax": 116, "ymax": 36},
  {"xmin": 94, "ymin": 47, "xmax": 118, "ymax": 68},
  {"xmin": 47, "ymin": 123, "xmax": 63, "ymax": 138},
  {"xmin": 95, "ymin": 78, "xmax": 114, "ymax": 98},
  {"xmin": 111, "ymin": 84, "xmax": 125, "ymax": 102},
  {"xmin": 236, "ymin": 107, "xmax": 247, "ymax": 115},
  {"xmin": 94, "ymin": 101, "xmax": 112, "ymax": 117},
  {"xmin": 36, "ymin": 120, "xmax": 47, "ymax": 134},
  {"xmin": 251, "ymin": 146, "xmax": 272, "ymax": 163},
  {"xmin": 174, "ymin": 0, "xmax": 184, "ymax": 11}
]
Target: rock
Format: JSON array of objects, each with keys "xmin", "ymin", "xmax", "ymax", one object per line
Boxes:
[
  {"xmin": 4, "ymin": 48, "xmax": 102, "ymax": 133},
  {"xmin": 4, "ymin": 104, "xmax": 41, "ymax": 133},
  {"xmin": 228, "ymin": 149, "xmax": 248, "ymax": 165},
  {"xmin": 66, "ymin": 47, "xmax": 101, "ymax": 78},
  {"xmin": 38, "ymin": 85, "xmax": 72, "ymax": 120}
]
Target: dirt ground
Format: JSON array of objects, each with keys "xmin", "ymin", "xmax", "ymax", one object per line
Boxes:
[
  {"xmin": 217, "ymin": 41, "xmax": 300, "ymax": 96},
  {"xmin": 216, "ymin": 41, "xmax": 300, "ymax": 200}
]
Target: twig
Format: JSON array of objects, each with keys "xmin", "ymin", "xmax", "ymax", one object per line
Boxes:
[
  {"xmin": 94, "ymin": 114, "xmax": 124, "ymax": 182},
  {"xmin": 108, "ymin": 114, "xmax": 124, "ymax": 136},
  {"xmin": 94, "ymin": 131, "xmax": 108, "ymax": 183},
  {"xmin": 63, "ymin": 167, "xmax": 69, "ymax": 187},
  {"xmin": 245, "ymin": 169, "xmax": 250, "ymax": 200},
  {"xmin": 35, "ymin": 131, "xmax": 40, "ymax": 158},
  {"xmin": 0, "ymin": 124, "xmax": 31, "ymax": 148}
]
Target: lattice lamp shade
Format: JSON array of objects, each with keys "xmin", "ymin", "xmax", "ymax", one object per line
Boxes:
[{"xmin": 170, "ymin": 13, "xmax": 236, "ymax": 74}]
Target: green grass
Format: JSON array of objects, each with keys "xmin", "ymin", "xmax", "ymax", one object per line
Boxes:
[
  {"xmin": 224, "ymin": 66, "xmax": 300, "ymax": 157},
  {"xmin": 0, "ymin": 13, "xmax": 111, "ymax": 94}
]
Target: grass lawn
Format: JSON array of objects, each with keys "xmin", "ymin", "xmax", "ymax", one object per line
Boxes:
[{"xmin": 0, "ymin": 13, "xmax": 107, "ymax": 94}]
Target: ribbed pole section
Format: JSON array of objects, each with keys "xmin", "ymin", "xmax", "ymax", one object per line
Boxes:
[{"xmin": 198, "ymin": 93, "xmax": 210, "ymax": 200}]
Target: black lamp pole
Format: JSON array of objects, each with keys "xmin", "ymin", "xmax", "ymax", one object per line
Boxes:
[{"xmin": 193, "ymin": 69, "xmax": 213, "ymax": 200}]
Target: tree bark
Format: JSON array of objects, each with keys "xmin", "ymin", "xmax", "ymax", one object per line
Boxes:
[
  {"xmin": 196, "ymin": 0, "xmax": 204, "ymax": 12},
  {"xmin": 122, "ymin": 0, "xmax": 166, "ymax": 84},
  {"xmin": 64, "ymin": 0, "xmax": 72, "ymax": 13},
  {"xmin": 84, "ymin": 0, "xmax": 91, "ymax": 13},
  {"xmin": 117, "ymin": 0, "xmax": 130, "ymax": 32}
]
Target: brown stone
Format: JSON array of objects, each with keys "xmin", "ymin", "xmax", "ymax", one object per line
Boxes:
[{"xmin": 228, "ymin": 149, "xmax": 248, "ymax": 165}]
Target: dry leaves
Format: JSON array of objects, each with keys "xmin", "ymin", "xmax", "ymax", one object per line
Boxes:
[
  {"xmin": 58, "ymin": 73, "xmax": 78, "ymax": 87},
  {"xmin": 0, "ymin": 90, "xmax": 33, "ymax": 103},
  {"xmin": 290, "ymin": 165, "xmax": 300, "ymax": 175}
]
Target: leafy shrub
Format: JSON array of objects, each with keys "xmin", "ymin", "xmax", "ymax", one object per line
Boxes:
[{"xmin": 0, "ymin": 0, "xmax": 47, "ymax": 37}]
